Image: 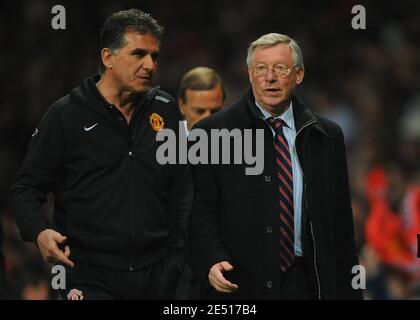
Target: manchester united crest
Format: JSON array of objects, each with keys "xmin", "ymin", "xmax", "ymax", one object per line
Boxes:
[
  {"xmin": 67, "ymin": 288, "xmax": 84, "ymax": 300},
  {"xmin": 149, "ymin": 113, "xmax": 164, "ymax": 131}
]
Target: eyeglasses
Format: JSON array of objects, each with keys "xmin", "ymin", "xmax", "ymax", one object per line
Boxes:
[{"xmin": 251, "ymin": 64, "xmax": 296, "ymax": 78}]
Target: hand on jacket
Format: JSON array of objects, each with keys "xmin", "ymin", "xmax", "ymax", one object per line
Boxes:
[
  {"xmin": 36, "ymin": 229, "xmax": 74, "ymax": 267},
  {"xmin": 208, "ymin": 261, "xmax": 238, "ymax": 293}
]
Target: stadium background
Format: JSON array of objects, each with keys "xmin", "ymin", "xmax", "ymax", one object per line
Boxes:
[{"xmin": 0, "ymin": 0, "xmax": 419, "ymax": 299}]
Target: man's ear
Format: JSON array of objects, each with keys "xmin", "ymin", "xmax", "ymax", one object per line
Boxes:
[
  {"xmin": 248, "ymin": 67, "xmax": 253, "ymax": 84},
  {"xmin": 101, "ymin": 48, "xmax": 114, "ymax": 70},
  {"xmin": 178, "ymin": 99, "xmax": 186, "ymax": 116},
  {"xmin": 295, "ymin": 68, "xmax": 305, "ymax": 85}
]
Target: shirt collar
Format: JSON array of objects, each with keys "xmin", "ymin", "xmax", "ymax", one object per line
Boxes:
[
  {"xmin": 255, "ymin": 100, "xmax": 296, "ymax": 130},
  {"xmin": 182, "ymin": 120, "xmax": 190, "ymax": 136}
]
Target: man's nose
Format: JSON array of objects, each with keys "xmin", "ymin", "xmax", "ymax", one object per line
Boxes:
[
  {"xmin": 199, "ymin": 111, "xmax": 211, "ymax": 120},
  {"xmin": 203, "ymin": 110, "xmax": 211, "ymax": 118},
  {"xmin": 142, "ymin": 54, "xmax": 155, "ymax": 71},
  {"xmin": 265, "ymin": 68, "xmax": 278, "ymax": 82}
]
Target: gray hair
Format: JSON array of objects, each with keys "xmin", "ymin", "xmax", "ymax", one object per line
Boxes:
[
  {"xmin": 246, "ymin": 33, "xmax": 304, "ymax": 70},
  {"xmin": 99, "ymin": 9, "xmax": 164, "ymax": 74}
]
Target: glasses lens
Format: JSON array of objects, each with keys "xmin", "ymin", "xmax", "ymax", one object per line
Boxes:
[
  {"xmin": 274, "ymin": 65, "xmax": 289, "ymax": 77},
  {"xmin": 254, "ymin": 65, "xmax": 267, "ymax": 76}
]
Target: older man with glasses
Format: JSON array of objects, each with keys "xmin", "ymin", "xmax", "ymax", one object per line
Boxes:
[{"xmin": 190, "ymin": 33, "xmax": 363, "ymax": 300}]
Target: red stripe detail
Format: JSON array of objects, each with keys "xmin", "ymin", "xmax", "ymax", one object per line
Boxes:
[
  {"xmin": 280, "ymin": 239, "xmax": 294, "ymax": 258},
  {"xmin": 278, "ymin": 172, "xmax": 293, "ymax": 194},
  {"xmin": 279, "ymin": 197, "xmax": 294, "ymax": 219},
  {"xmin": 280, "ymin": 227, "xmax": 294, "ymax": 245},
  {"xmin": 277, "ymin": 135, "xmax": 290, "ymax": 152},
  {"xmin": 272, "ymin": 120, "xmax": 282, "ymax": 129},
  {"xmin": 276, "ymin": 158, "xmax": 293, "ymax": 181},
  {"xmin": 280, "ymin": 251, "xmax": 293, "ymax": 267},
  {"xmin": 280, "ymin": 250, "xmax": 292, "ymax": 264},
  {"xmin": 279, "ymin": 210, "xmax": 294, "ymax": 233},
  {"xmin": 274, "ymin": 143, "xmax": 292, "ymax": 167},
  {"xmin": 279, "ymin": 186, "xmax": 293, "ymax": 207},
  {"xmin": 279, "ymin": 199, "xmax": 292, "ymax": 215}
]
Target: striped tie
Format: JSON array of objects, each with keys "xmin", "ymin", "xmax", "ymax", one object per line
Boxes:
[{"xmin": 267, "ymin": 117, "xmax": 295, "ymax": 272}]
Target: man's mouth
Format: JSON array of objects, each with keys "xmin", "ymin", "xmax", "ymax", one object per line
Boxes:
[
  {"xmin": 264, "ymin": 88, "xmax": 281, "ymax": 93},
  {"xmin": 137, "ymin": 75, "xmax": 151, "ymax": 81}
]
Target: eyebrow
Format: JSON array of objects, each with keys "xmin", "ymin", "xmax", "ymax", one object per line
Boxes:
[
  {"xmin": 192, "ymin": 105, "xmax": 222, "ymax": 110},
  {"xmin": 255, "ymin": 62, "xmax": 288, "ymax": 67},
  {"xmin": 130, "ymin": 48, "xmax": 160, "ymax": 56},
  {"xmin": 131, "ymin": 48, "xmax": 147, "ymax": 55}
]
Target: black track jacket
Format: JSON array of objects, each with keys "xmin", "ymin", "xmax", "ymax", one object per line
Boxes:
[{"xmin": 11, "ymin": 75, "xmax": 193, "ymax": 271}]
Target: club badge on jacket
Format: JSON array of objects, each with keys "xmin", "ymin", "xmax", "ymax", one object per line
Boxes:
[{"xmin": 149, "ymin": 113, "xmax": 164, "ymax": 131}]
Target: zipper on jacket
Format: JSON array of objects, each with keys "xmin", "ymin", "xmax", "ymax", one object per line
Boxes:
[
  {"xmin": 128, "ymin": 142, "xmax": 135, "ymax": 271},
  {"xmin": 296, "ymin": 120, "xmax": 316, "ymax": 138},
  {"xmin": 308, "ymin": 207, "xmax": 322, "ymax": 299},
  {"xmin": 297, "ymin": 119, "xmax": 321, "ymax": 299},
  {"xmin": 126, "ymin": 96, "xmax": 152, "ymax": 272},
  {"xmin": 301, "ymin": 179, "xmax": 321, "ymax": 299}
]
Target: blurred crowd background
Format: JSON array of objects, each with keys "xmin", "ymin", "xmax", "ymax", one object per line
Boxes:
[{"xmin": 0, "ymin": 0, "xmax": 419, "ymax": 299}]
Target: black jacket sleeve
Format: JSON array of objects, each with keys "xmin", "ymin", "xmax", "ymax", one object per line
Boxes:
[
  {"xmin": 333, "ymin": 124, "xmax": 363, "ymax": 299},
  {"xmin": 189, "ymin": 124, "xmax": 231, "ymax": 281},
  {"xmin": 165, "ymin": 103, "xmax": 194, "ymax": 261},
  {"xmin": 10, "ymin": 104, "xmax": 65, "ymax": 242},
  {"xmin": 166, "ymin": 162, "xmax": 193, "ymax": 259}
]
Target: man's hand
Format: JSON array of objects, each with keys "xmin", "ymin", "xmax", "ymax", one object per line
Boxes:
[
  {"xmin": 36, "ymin": 229, "xmax": 74, "ymax": 267},
  {"xmin": 208, "ymin": 261, "xmax": 239, "ymax": 293}
]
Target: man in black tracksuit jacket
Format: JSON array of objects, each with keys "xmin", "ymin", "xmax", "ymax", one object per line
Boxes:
[{"xmin": 10, "ymin": 9, "xmax": 192, "ymax": 299}]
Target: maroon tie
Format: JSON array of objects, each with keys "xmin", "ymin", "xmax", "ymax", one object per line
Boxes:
[{"xmin": 267, "ymin": 117, "xmax": 295, "ymax": 272}]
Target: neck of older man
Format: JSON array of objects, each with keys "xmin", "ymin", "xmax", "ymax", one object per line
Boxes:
[{"xmin": 257, "ymin": 98, "xmax": 292, "ymax": 117}]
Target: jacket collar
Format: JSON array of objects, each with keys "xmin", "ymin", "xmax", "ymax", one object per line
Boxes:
[
  {"xmin": 229, "ymin": 87, "xmax": 331, "ymax": 137},
  {"xmin": 70, "ymin": 74, "xmax": 160, "ymax": 122}
]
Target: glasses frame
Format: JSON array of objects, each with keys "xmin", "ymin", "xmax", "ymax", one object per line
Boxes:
[{"xmin": 251, "ymin": 63, "xmax": 297, "ymax": 78}]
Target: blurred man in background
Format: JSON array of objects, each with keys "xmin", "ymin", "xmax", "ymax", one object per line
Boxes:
[
  {"xmin": 178, "ymin": 67, "xmax": 225, "ymax": 135},
  {"xmin": 176, "ymin": 66, "xmax": 225, "ymax": 299},
  {"xmin": 10, "ymin": 9, "xmax": 192, "ymax": 300}
]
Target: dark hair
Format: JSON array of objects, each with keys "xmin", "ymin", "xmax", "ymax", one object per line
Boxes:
[
  {"xmin": 178, "ymin": 67, "xmax": 226, "ymax": 103},
  {"xmin": 99, "ymin": 9, "xmax": 164, "ymax": 74}
]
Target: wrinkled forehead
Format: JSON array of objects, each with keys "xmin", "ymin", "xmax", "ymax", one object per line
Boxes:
[
  {"xmin": 252, "ymin": 43, "xmax": 293, "ymax": 65},
  {"xmin": 121, "ymin": 31, "xmax": 160, "ymax": 50}
]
